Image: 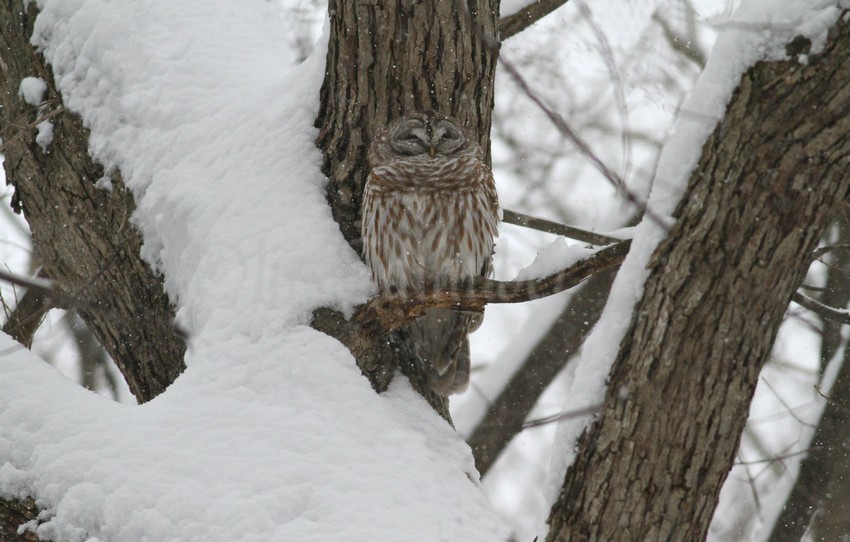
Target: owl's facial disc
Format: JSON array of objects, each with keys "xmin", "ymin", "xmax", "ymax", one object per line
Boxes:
[
  {"xmin": 433, "ymin": 121, "xmax": 465, "ymax": 155},
  {"xmin": 389, "ymin": 120, "xmax": 431, "ymax": 156}
]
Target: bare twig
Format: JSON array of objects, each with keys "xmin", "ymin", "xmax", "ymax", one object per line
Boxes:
[
  {"xmin": 575, "ymin": 0, "xmax": 632, "ymax": 186},
  {"xmin": 0, "ymin": 268, "xmax": 74, "ymax": 307},
  {"xmin": 0, "ymin": 106, "xmax": 64, "ymax": 153},
  {"xmin": 652, "ymin": 7, "xmax": 707, "ymax": 69},
  {"xmin": 791, "ymin": 291, "xmax": 850, "ymax": 325},
  {"xmin": 522, "ymin": 402, "xmax": 604, "ymax": 428},
  {"xmin": 499, "ymin": 0, "xmax": 571, "ymax": 40},
  {"xmin": 733, "ymin": 448, "xmax": 818, "ymax": 466},
  {"xmin": 497, "ymin": 54, "xmax": 670, "ymax": 231},
  {"xmin": 502, "ymin": 208, "xmax": 621, "ymax": 245},
  {"xmin": 812, "ymin": 243, "xmax": 850, "ymax": 261}
]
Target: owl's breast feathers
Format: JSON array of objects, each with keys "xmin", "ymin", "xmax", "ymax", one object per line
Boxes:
[
  {"xmin": 366, "ymin": 155, "xmax": 486, "ymax": 193},
  {"xmin": 362, "ymin": 156, "xmax": 500, "ymax": 293}
]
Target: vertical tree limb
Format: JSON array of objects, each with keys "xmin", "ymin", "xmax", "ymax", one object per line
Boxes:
[
  {"xmin": 547, "ymin": 16, "xmax": 850, "ymax": 541},
  {"xmin": 314, "ymin": 0, "xmax": 500, "ymax": 418}
]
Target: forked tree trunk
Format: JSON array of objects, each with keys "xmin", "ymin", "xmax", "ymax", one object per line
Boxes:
[
  {"xmin": 546, "ymin": 18, "xmax": 850, "ymax": 541},
  {"xmin": 313, "ymin": 0, "xmax": 500, "ymax": 418}
]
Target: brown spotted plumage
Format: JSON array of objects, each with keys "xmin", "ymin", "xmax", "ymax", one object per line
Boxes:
[{"xmin": 361, "ymin": 111, "xmax": 500, "ymax": 394}]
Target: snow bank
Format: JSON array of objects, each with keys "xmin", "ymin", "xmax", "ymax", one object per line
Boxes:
[{"xmin": 0, "ymin": 1, "xmax": 508, "ymax": 540}]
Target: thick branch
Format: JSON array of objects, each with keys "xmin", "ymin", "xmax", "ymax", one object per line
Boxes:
[{"xmin": 1, "ymin": 2, "xmax": 188, "ymax": 534}]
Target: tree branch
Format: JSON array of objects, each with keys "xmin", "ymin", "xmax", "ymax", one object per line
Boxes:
[
  {"xmin": 791, "ymin": 291, "xmax": 850, "ymax": 325},
  {"xmin": 501, "ymin": 209, "xmax": 621, "ymax": 245},
  {"xmin": 354, "ymin": 239, "xmax": 630, "ymax": 334},
  {"xmin": 2, "ymin": 269, "xmax": 50, "ymax": 348},
  {"xmin": 469, "ymin": 268, "xmax": 616, "ymax": 474},
  {"xmin": 499, "ymin": 0, "xmax": 571, "ymax": 40}
]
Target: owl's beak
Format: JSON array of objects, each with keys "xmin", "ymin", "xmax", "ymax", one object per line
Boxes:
[{"xmin": 428, "ymin": 144, "xmax": 437, "ymax": 158}]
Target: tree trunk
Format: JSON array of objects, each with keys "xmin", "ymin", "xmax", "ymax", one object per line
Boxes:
[
  {"xmin": 0, "ymin": 1, "xmax": 185, "ymax": 403},
  {"xmin": 547, "ymin": 17, "xmax": 850, "ymax": 542},
  {"xmin": 314, "ymin": 0, "xmax": 500, "ymax": 417}
]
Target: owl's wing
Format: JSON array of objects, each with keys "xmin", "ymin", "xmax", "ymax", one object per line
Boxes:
[
  {"xmin": 467, "ymin": 165, "xmax": 500, "ymax": 335},
  {"xmin": 404, "ymin": 308, "xmax": 474, "ymax": 395}
]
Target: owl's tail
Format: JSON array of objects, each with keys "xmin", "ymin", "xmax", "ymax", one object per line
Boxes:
[{"xmin": 404, "ymin": 308, "xmax": 475, "ymax": 395}]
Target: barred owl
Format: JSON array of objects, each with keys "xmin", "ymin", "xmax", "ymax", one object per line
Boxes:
[{"xmin": 361, "ymin": 111, "xmax": 500, "ymax": 394}]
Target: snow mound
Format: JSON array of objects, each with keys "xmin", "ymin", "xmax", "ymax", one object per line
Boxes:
[{"xmin": 0, "ymin": 1, "xmax": 509, "ymax": 540}]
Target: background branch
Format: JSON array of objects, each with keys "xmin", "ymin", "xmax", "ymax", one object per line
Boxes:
[
  {"xmin": 501, "ymin": 209, "xmax": 621, "ymax": 245},
  {"xmin": 500, "ymin": 0, "xmax": 571, "ymax": 40},
  {"xmin": 469, "ymin": 268, "xmax": 616, "ymax": 474},
  {"xmin": 2, "ymin": 269, "xmax": 49, "ymax": 348}
]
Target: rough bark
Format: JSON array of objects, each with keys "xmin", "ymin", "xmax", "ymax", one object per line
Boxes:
[
  {"xmin": 0, "ymin": 498, "xmax": 39, "ymax": 542},
  {"xmin": 314, "ymin": 0, "xmax": 500, "ymax": 417},
  {"xmin": 0, "ymin": 1, "xmax": 185, "ymax": 403},
  {"xmin": 547, "ymin": 17, "xmax": 850, "ymax": 542},
  {"xmin": 768, "ymin": 214, "xmax": 850, "ymax": 542}
]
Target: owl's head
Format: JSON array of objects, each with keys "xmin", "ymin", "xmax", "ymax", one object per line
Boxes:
[{"xmin": 368, "ymin": 111, "xmax": 480, "ymax": 167}]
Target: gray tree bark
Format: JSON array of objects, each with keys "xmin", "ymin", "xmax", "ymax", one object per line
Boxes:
[{"xmin": 547, "ymin": 16, "xmax": 850, "ymax": 541}]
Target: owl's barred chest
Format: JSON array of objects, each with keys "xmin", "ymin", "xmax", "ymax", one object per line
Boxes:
[
  {"xmin": 370, "ymin": 190, "xmax": 488, "ymax": 289},
  {"xmin": 362, "ymin": 149, "xmax": 498, "ymax": 292}
]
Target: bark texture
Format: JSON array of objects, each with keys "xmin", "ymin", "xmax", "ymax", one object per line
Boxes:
[
  {"xmin": 547, "ymin": 17, "xmax": 850, "ymax": 542},
  {"xmin": 0, "ymin": 2, "xmax": 186, "ymax": 403},
  {"xmin": 316, "ymin": 0, "xmax": 500, "ymax": 249},
  {"xmin": 315, "ymin": 0, "xmax": 499, "ymax": 415},
  {"xmin": 0, "ymin": 498, "xmax": 39, "ymax": 542}
]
